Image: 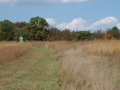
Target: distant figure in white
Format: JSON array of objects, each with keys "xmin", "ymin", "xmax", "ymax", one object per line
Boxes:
[{"xmin": 19, "ymin": 36, "xmax": 23, "ymax": 42}]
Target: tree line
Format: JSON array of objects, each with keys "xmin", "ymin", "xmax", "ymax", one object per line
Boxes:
[{"xmin": 0, "ymin": 16, "xmax": 120, "ymax": 41}]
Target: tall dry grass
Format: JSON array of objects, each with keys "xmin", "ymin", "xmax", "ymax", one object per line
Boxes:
[
  {"xmin": 31, "ymin": 41, "xmax": 89, "ymax": 53},
  {"xmin": 83, "ymin": 40, "xmax": 120, "ymax": 57},
  {"xmin": 0, "ymin": 42, "xmax": 32, "ymax": 63},
  {"xmin": 56, "ymin": 40, "xmax": 120, "ymax": 90},
  {"xmin": 29, "ymin": 41, "xmax": 120, "ymax": 90}
]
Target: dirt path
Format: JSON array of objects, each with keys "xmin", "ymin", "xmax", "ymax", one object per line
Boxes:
[{"xmin": 0, "ymin": 46, "xmax": 59, "ymax": 90}]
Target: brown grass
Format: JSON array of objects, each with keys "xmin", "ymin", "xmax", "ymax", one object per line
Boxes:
[
  {"xmin": 31, "ymin": 41, "xmax": 71, "ymax": 52},
  {"xmin": 31, "ymin": 41, "xmax": 90, "ymax": 53},
  {"xmin": 1, "ymin": 41, "xmax": 119, "ymax": 90},
  {"xmin": 83, "ymin": 40, "xmax": 120, "ymax": 57},
  {"xmin": 51, "ymin": 40, "xmax": 120, "ymax": 90},
  {"xmin": 0, "ymin": 42, "xmax": 32, "ymax": 63}
]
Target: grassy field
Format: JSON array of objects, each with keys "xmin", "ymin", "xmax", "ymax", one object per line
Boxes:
[
  {"xmin": 0, "ymin": 41, "xmax": 120, "ymax": 90},
  {"xmin": 57, "ymin": 40, "xmax": 120, "ymax": 90},
  {"xmin": 0, "ymin": 43, "xmax": 59, "ymax": 90},
  {"xmin": 0, "ymin": 42, "xmax": 32, "ymax": 63}
]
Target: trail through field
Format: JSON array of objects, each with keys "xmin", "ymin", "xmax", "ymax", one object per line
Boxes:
[{"xmin": 0, "ymin": 46, "xmax": 59, "ymax": 90}]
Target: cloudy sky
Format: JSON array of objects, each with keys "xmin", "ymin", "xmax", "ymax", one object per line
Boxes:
[{"xmin": 0, "ymin": 0, "xmax": 120, "ymax": 31}]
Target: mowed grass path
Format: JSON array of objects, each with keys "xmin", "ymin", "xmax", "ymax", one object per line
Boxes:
[{"xmin": 0, "ymin": 46, "xmax": 59, "ymax": 90}]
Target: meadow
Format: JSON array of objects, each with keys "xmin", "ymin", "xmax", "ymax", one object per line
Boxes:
[
  {"xmin": 0, "ymin": 40, "xmax": 120, "ymax": 90},
  {"xmin": 57, "ymin": 40, "xmax": 120, "ymax": 90},
  {"xmin": 0, "ymin": 42, "xmax": 32, "ymax": 63}
]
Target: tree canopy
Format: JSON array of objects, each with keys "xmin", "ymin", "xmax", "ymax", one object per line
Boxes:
[
  {"xmin": 0, "ymin": 16, "xmax": 120, "ymax": 41},
  {"xmin": 0, "ymin": 20, "xmax": 14, "ymax": 40}
]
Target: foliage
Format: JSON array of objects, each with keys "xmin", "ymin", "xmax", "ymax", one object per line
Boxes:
[
  {"xmin": 93, "ymin": 29, "xmax": 105, "ymax": 39},
  {"xmin": 105, "ymin": 29, "xmax": 115, "ymax": 40},
  {"xmin": 77, "ymin": 30, "xmax": 93, "ymax": 40},
  {"xmin": 28, "ymin": 16, "xmax": 49, "ymax": 40},
  {"xmin": 111, "ymin": 26, "xmax": 120, "ymax": 39},
  {"xmin": 61, "ymin": 29, "xmax": 70, "ymax": 41},
  {"xmin": 0, "ymin": 27, "xmax": 4, "ymax": 41},
  {"xmin": 14, "ymin": 28, "xmax": 29, "ymax": 42},
  {"xmin": 0, "ymin": 17, "xmax": 120, "ymax": 41},
  {"xmin": 0, "ymin": 20, "xmax": 14, "ymax": 40},
  {"xmin": 104, "ymin": 27, "xmax": 120, "ymax": 40},
  {"xmin": 14, "ymin": 22, "xmax": 26, "ymax": 28},
  {"xmin": 48, "ymin": 27, "xmax": 56, "ymax": 41},
  {"xmin": 70, "ymin": 31, "xmax": 78, "ymax": 41}
]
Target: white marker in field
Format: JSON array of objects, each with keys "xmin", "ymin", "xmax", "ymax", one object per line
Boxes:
[{"xmin": 19, "ymin": 36, "xmax": 23, "ymax": 42}]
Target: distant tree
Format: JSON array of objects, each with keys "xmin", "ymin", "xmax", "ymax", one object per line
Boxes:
[
  {"xmin": 14, "ymin": 22, "xmax": 26, "ymax": 29},
  {"xmin": 0, "ymin": 27, "xmax": 2, "ymax": 34},
  {"xmin": 28, "ymin": 16, "xmax": 49, "ymax": 40},
  {"xmin": 0, "ymin": 27, "xmax": 4, "ymax": 41},
  {"xmin": 55, "ymin": 29, "xmax": 62, "ymax": 41},
  {"xmin": 93, "ymin": 29, "xmax": 105, "ymax": 39},
  {"xmin": 77, "ymin": 30, "xmax": 93, "ymax": 40},
  {"xmin": 111, "ymin": 26, "xmax": 120, "ymax": 39},
  {"xmin": 47, "ymin": 27, "xmax": 56, "ymax": 41},
  {"xmin": 14, "ymin": 28, "xmax": 28, "ymax": 42},
  {"xmin": 70, "ymin": 31, "xmax": 78, "ymax": 41},
  {"xmin": 0, "ymin": 20, "xmax": 14, "ymax": 40},
  {"xmin": 61, "ymin": 29, "xmax": 71, "ymax": 41},
  {"xmin": 104, "ymin": 29, "xmax": 115, "ymax": 40},
  {"xmin": 30, "ymin": 16, "xmax": 49, "ymax": 27}
]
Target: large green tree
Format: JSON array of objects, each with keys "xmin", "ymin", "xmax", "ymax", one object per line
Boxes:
[
  {"xmin": 28, "ymin": 16, "xmax": 49, "ymax": 40},
  {"xmin": 0, "ymin": 20, "xmax": 14, "ymax": 40}
]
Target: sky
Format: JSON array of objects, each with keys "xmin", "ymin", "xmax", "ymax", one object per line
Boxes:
[{"xmin": 0, "ymin": 0, "xmax": 120, "ymax": 32}]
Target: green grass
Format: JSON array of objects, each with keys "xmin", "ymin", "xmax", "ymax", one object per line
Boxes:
[{"xmin": 0, "ymin": 46, "xmax": 59, "ymax": 90}]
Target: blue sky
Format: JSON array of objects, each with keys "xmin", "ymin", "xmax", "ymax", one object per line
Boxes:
[{"xmin": 0, "ymin": 0, "xmax": 120, "ymax": 31}]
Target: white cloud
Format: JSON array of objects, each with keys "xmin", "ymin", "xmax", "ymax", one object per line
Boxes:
[
  {"xmin": 0, "ymin": 0, "xmax": 90, "ymax": 5},
  {"xmin": 45, "ymin": 18, "xmax": 56, "ymax": 26},
  {"xmin": 56, "ymin": 18, "xmax": 86, "ymax": 31},
  {"xmin": 117, "ymin": 23, "xmax": 120, "ymax": 29},
  {"xmin": 56, "ymin": 16, "xmax": 119, "ymax": 31},
  {"xmin": 61, "ymin": 0, "xmax": 89, "ymax": 3},
  {"xmin": 0, "ymin": 0, "xmax": 17, "ymax": 5},
  {"xmin": 86, "ymin": 16, "xmax": 118, "ymax": 31},
  {"xmin": 0, "ymin": 0, "xmax": 10, "ymax": 3}
]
